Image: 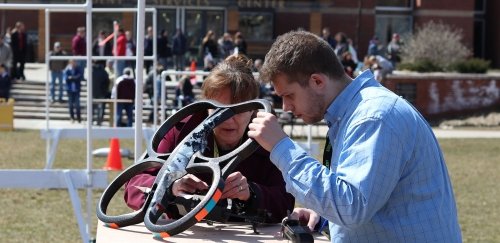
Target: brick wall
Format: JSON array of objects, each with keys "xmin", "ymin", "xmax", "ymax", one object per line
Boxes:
[{"xmin": 384, "ymin": 73, "xmax": 500, "ymax": 119}]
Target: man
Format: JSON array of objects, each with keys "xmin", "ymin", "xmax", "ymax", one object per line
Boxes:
[
  {"xmin": 114, "ymin": 28, "xmax": 127, "ymax": 76},
  {"xmin": 248, "ymin": 30, "xmax": 461, "ymax": 242},
  {"xmin": 49, "ymin": 42, "xmax": 67, "ymax": 103},
  {"xmin": 125, "ymin": 30, "xmax": 136, "ymax": 75},
  {"xmin": 72, "ymin": 27, "xmax": 86, "ymax": 71},
  {"xmin": 387, "ymin": 33, "xmax": 402, "ymax": 67},
  {"xmin": 64, "ymin": 60, "xmax": 83, "ymax": 123}
]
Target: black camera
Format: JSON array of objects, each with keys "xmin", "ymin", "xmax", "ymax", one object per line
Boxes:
[{"xmin": 281, "ymin": 217, "xmax": 314, "ymax": 243}]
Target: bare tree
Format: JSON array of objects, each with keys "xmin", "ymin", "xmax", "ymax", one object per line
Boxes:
[{"xmin": 400, "ymin": 21, "xmax": 470, "ymax": 70}]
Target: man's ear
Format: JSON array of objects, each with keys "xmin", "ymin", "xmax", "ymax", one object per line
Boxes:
[{"xmin": 309, "ymin": 73, "xmax": 327, "ymax": 91}]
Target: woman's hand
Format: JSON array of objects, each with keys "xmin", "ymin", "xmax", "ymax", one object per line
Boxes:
[
  {"xmin": 221, "ymin": 171, "xmax": 250, "ymax": 201},
  {"xmin": 289, "ymin": 208, "xmax": 321, "ymax": 231},
  {"xmin": 171, "ymin": 174, "xmax": 208, "ymax": 196}
]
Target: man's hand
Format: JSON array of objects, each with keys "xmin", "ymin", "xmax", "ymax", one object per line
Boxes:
[
  {"xmin": 221, "ymin": 171, "xmax": 250, "ymax": 201},
  {"xmin": 171, "ymin": 174, "xmax": 208, "ymax": 196},
  {"xmin": 289, "ymin": 208, "xmax": 320, "ymax": 232},
  {"xmin": 248, "ymin": 111, "xmax": 288, "ymax": 151}
]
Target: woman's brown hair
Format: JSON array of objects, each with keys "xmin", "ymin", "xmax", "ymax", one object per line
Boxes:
[{"xmin": 201, "ymin": 54, "xmax": 259, "ymax": 103}]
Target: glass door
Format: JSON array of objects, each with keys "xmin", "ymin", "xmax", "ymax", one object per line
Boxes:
[
  {"xmin": 154, "ymin": 9, "xmax": 177, "ymax": 39},
  {"xmin": 184, "ymin": 9, "xmax": 225, "ymax": 64}
]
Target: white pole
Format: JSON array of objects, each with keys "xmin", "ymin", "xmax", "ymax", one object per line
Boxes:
[
  {"xmin": 84, "ymin": 0, "xmax": 93, "ymax": 240},
  {"xmin": 113, "ymin": 21, "xmax": 118, "ymax": 127},
  {"xmin": 134, "ymin": 0, "xmax": 146, "ymax": 162},
  {"xmin": 152, "ymin": 9, "xmax": 158, "ymax": 130},
  {"xmin": 45, "ymin": 9, "xmax": 51, "ymax": 170},
  {"xmin": 160, "ymin": 71, "xmax": 167, "ymax": 123}
]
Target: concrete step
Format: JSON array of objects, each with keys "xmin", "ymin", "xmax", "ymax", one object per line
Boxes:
[{"xmin": 9, "ymin": 78, "xmax": 198, "ymax": 122}]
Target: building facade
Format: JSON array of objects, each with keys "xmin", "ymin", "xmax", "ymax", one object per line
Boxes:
[{"xmin": 1, "ymin": 0, "xmax": 498, "ymax": 68}]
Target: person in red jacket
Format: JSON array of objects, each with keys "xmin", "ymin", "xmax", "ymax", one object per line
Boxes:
[
  {"xmin": 114, "ymin": 28, "xmax": 127, "ymax": 76},
  {"xmin": 124, "ymin": 54, "xmax": 294, "ymax": 223},
  {"xmin": 71, "ymin": 26, "xmax": 86, "ymax": 72}
]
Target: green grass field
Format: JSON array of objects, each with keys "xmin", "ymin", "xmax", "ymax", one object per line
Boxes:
[{"xmin": 0, "ymin": 130, "xmax": 499, "ymax": 242}]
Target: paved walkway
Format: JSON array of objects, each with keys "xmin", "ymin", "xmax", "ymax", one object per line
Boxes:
[
  {"xmin": 12, "ymin": 118, "xmax": 500, "ymax": 139},
  {"xmin": 281, "ymin": 125, "xmax": 500, "ymax": 139}
]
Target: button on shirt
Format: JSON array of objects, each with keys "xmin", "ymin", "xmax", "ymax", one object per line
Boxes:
[{"xmin": 271, "ymin": 70, "xmax": 461, "ymax": 242}]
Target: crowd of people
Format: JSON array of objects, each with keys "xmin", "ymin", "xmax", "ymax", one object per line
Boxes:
[
  {"xmin": 0, "ymin": 22, "xmax": 403, "ymax": 126},
  {"xmin": 0, "ymin": 21, "xmax": 28, "ymax": 100},
  {"xmin": 320, "ymin": 27, "xmax": 402, "ymax": 81}
]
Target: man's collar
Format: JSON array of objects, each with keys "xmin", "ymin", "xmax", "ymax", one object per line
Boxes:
[{"xmin": 324, "ymin": 70, "xmax": 377, "ymax": 125}]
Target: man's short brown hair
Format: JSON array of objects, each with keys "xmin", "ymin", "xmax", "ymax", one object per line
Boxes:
[
  {"xmin": 202, "ymin": 54, "xmax": 259, "ymax": 103},
  {"xmin": 260, "ymin": 30, "xmax": 345, "ymax": 86}
]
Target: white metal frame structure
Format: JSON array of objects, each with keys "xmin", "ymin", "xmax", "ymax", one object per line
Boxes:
[{"xmin": 0, "ymin": 1, "xmax": 151, "ymax": 242}]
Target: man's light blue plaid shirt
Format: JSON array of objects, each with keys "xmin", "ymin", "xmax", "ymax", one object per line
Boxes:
[{"xmin": 271, "ymin": 70, "xmax": 461, "ymax": 242}]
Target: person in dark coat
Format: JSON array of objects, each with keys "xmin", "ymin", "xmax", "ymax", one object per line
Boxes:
[
  {"xmin": 143, "ymin": 26, "xmax": 154, "ymax": 74},
  {"xmin": 234, "ymin": 32, "xmax": 247, "ymax": 55},
  {"xmin": 92, "ymin": 30, "xmax": 113, "ymax": 68},
  {"xmin": 112, "ymin": 68, "xmax": 135, "ymax": 127},
  {"xmin": 10, "ymin": 21, "xmax": 27, "ymax": 80},
  {"xmin": 200, "ymin": 30, "xmax": 218, "ymax": 61},
  {"xmin": 49, "ymin": 42, "xmax": 67, "ymax": 102},
  {"xmin": 172, "ymin": 28, "xmax": 187, "ymax": 71},
  {"xmin": 64, "ymin": 60, "xmax": 84, "ymax": 123},
  {"xmin": 0, "ymin": 64, "xmax": 11, "ymax": 99},
  {"xmin": 91, "ymin": 62, "xmax": 110, "ymax": 126},
  {"xmin": 124, "ymin": 54, "xmax": 295, "ymax": 223},
  {"xmin": 157, "ymin": 29, "xmax": 171, "ymax": 70}
]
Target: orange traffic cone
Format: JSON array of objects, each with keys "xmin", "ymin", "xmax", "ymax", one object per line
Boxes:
[
  {"xmin": 190, "ymin": 59, "xmax": 196, "ymax": 81},
  {"xmin": 103, "ymin": 138, "xmax": 123, "ymax": 170}
]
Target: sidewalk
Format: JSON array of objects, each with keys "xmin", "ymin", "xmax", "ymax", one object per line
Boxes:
[{"xmin": 12, "ymin": 117, "xmax": 500, "ymax": 139}]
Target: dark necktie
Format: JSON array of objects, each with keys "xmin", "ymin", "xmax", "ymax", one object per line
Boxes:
[{"xmin": 322, "ymin": 135, "xmax": 332, "ymax": 168}]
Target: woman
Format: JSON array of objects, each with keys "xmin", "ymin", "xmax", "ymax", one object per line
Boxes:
[
  {"xmin": 124, "ymin": 54, "xmax": 294, "ymax": 223},
  {"xmin": 200, "ymin": 30, "xmax": 218, "ymax": 63}
]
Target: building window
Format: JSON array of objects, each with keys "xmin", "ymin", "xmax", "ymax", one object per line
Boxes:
[
  {"xmin": 239, "ymin": 11, "xmax": 274, "ymax": 41},
  {"xmin": 474, "ymin": 19, "xmax": 485, "ymax": 58},
  {"xmin": 375, "ymin": 0, "xmax": 413, "ymax": 46},
  {"xmin": 153, "ymin": 9, "xmax": 177, "ymax": 40},
  {"xmin": 475, "ymin": 0, "xmax": 486, "ymax": 13},
  {"xmin": 184, "ymin": 9, "xmax": 225, "ymax": 63},
  {"xmin": 375, "ymin": 15, "xmax": 412, "ymax": 47},
  {"xmin": 376, "ymin": 0, "xmax": 413, "ymax": 8}
]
